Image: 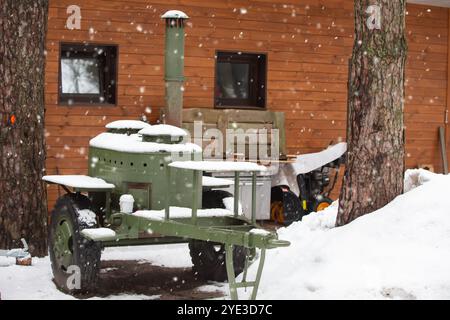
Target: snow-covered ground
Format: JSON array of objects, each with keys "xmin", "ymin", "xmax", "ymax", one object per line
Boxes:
[
  {"xmin": 2, "ymin": 169, "xmax": 450, "ymax": 300},
  {"xmin": 0, "ymin": 244, "xmax": 196, "ymax": 300},
  {"xmin": 247, "ymin": 169, "xmax": 450, "ymax": 300}
]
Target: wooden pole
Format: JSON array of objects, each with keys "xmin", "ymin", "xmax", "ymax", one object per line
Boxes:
[
  {"xmin": 445, "ymin": 9, "xmax": 450, "ymax": 172},
  {"xmin": 439, "ymin": 127, "xmax": 448, "ymax": 174}
]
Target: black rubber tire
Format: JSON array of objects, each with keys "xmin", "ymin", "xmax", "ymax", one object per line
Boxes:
[
  {"xmin": 270, "ymin": 186, "xmax": 304, "ymax": 226},
  {"xmin": 189, "ymin": 240, "xmax": 247, "ymax": 282},
  {"xmin": 189, "ymin": 189, "xmax": 247, "ymax": 282},
  {"xmin": 48, "ymin": 193, "xmax": 102, "ymax": 294},
  {"xmin": 202, "ymin": 189, "xmax": 233, "ymax": 209}
]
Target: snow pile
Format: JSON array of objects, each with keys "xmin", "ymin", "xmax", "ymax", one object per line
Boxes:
[
  {"xmin": 77, "ymin": 209, "xmax": 97, "ymax": 227},
  {"xmin": 250, "ymin": 170, "xmax": 450, "ymax": 300},
  {"xmin": 0, "ymin": 244, "xmax": 193, "ymax": 300},
  {"xmin": 299, "ymin": 200, "xmax": 339, "ymax": 231},
  {"xmin": 222, "ymin": 197, "xmax": 243, "ymax": 215},
  {"xmin": 102, "ymin": 243, "xmax": 192, "ymax": 268},
  {"xmin": 0, "ymin": 257, "xmax": 76, "ymax": 300},
  {"xmin": 404, "ymin": 168, "xmax": 439, "ymax": 192}
]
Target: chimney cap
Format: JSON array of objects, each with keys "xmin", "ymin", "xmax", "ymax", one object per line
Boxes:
[{"xmin": 161, "ymin": 10, "xmax": 189, "ymax": 19}]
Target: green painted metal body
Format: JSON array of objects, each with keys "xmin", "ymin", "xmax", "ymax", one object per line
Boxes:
[
  {"xmin": 85, "ymin": 141, "xmax": 290, "ymax": 253},
  {"xmin": 105, "ymin": 213, "xmax": 288, "ymax": 250},
  {"xmin": 88, "ymin": 147, "xmax": 202, "ymax": 212},
  {"xmin": 163, "ymin": 18, "xmax": 185, "ymax": 127},
  {"xmin": 164, "ymin": 20, "xmax": 185, "ymax": 82}
]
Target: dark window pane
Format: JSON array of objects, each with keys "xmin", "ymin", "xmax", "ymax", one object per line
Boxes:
[
  {"xmin": 217, "ymin": 62, "xmax": 250, "ymax": 99},
  {"xmin": 58, "ymin": 43, "xmax": 117, "ymax": 105},
  {"xmin": 61, "ymin": 58, "xmax": 100, "ymax": 94},
  {"xmin": 215, "ymin": 52, "xmax": 266, "ymax": 109}
]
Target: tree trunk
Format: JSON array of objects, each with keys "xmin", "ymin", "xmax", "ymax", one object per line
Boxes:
[
  {"xmin": 0, "ymin": 0, "xmax": 49, "ymax": 256},
  {"xmin": 336, "ymin": 0, "xmax": 407, "ymax": 226}
]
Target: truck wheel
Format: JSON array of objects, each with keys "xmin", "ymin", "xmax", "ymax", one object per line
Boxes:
[
  {"xmin": 190, "ymin": 189, "xmax": 246, "ymax": 281},
  {"xmin": 48, "ymin": 193, "xmax": 102, "ymax": 294},
  {"xmin": 189, "ymin": 240, "xmax": 247, "ymax": 282}
]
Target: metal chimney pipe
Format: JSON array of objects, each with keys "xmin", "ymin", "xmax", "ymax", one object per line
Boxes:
[{"xmin": 161, "ymin": 10, "xmax": 189, "ymax": 127}]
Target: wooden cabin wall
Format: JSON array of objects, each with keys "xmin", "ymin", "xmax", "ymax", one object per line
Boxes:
[{"xmin": 45, "ymin": 0, "xmax": 448, "ymax": 206}]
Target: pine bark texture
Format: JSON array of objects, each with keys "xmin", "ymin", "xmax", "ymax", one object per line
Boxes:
[
  {"xmin": 0, "ymin": 0, "xmax": 49, "ymax": 256},
  {"xmin": 337, "ymin": 0, "xmax": 407, "ymax": 226}
]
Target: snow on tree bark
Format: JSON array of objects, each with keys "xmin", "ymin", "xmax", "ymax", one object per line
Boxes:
[
  {"xmin": 337, "ymin": 0, "xmax": 407, "ymax": 226},
  {"xmin": 0, "ymin": 0, "xmax": 49, "ymax": 256}
]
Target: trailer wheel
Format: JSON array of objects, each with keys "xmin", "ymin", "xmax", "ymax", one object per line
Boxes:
[
  {"xmin": 202, "ymin": 189, "xmax": 234, "ymax": 209},
  {"xmin": 189, "ymin": 240, "xmax": 247, "ymax": 282},
  {"xmin": 190, "ymin": 190, "xmax": 246, "ymax": 281},
  {"xmin": 48, "ymin": 193, "xmax": 102, "ymax": 294}
]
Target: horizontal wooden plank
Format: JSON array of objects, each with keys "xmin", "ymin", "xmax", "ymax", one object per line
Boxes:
[{"xmin": 43, "ymin": 0, "xmax": 449, "ymax": 209}]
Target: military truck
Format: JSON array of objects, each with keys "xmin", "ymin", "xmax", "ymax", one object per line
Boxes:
[{"xmin": 43, "ymin": 120, "xmax": 289, "ymax": 300}]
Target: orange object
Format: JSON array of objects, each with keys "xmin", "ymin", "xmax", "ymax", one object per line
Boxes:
[
  {"xmin": 316, "ymin": 201, "xmax": 331, "ymax": 212},
  {"xmin": 270, "ymin": 201, "xmax": 284, "ymax": 224},
  {"xmin": 10, "ymin": 114, "xmax": 16, "ymax": 125}
]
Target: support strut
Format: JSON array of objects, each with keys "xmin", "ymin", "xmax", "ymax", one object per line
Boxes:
[{"xmin": 225, "ymin": 244, "xmax": 267, "ymax": 300}]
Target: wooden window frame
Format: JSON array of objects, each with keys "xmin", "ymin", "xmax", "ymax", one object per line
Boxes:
[
  {"xmin": 58, "ymin": 43, "xmax": 118, "ymax": 106},
  {"xmin": 214, "ymin": 51, "xmax": 267, "ymax": 109}
]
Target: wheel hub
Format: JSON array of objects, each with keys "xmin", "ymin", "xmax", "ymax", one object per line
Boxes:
[{"xmin": 53, "ymin": 219, "xmax": 73, "ymax": 271}]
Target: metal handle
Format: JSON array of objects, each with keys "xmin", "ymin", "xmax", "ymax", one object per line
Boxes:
[{"xmin": 267, "ymin": 239, "xmax": 291, "ymax": 249}]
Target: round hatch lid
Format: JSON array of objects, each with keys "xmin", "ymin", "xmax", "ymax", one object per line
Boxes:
[
  {"xmin": 106, "ymin": 120, "xmax": 151, "ymax": 134},
  {"xmin": 139, "ymin": 124, "xmax": 188, "ymax": 143}
]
